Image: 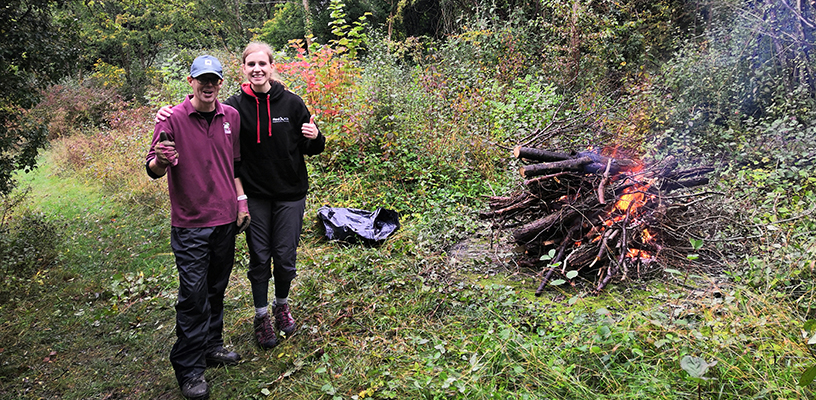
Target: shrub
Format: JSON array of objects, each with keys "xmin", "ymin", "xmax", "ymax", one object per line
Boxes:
[
  {"xmin": 0, "ymin": 191, "xmax": 62, "ymax": 279},
  {"xmin": 28, "ymin": 83, "xmax": 127, "ymax": 139},
  {"xmin": 651, "ymin": 1, "xmax": 816, "ymax": 163}
]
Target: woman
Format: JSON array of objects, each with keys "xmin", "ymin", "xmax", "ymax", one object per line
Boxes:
[{"xmin": 157, "ymin": 42, "xmax": 325, "ymax": 349}]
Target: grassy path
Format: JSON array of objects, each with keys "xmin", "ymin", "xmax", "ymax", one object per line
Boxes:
[{"xmin": 1, "ymin": 153, "xmax": 815, "ymax": 399}]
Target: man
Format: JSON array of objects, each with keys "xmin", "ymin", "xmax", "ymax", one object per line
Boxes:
[{"xmin": 146, "ymin": 55, "xmax": 249, "ymax": 400}]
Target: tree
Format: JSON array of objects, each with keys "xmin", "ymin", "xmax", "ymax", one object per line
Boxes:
[
  {"xmin": 257, "ymin": 2, "xmax": 307, "ymax": 51},
  {"xmin": 69, "ymin": 0, "xmax": 209, "ymax": 102},
  {"xmin": 0, "ymin": 0, "xmax": 78, "ymax": 195}
]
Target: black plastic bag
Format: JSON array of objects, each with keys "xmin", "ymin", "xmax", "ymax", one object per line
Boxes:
[{"xmin": 317, "ymin": 206, "xmax": 400, "ymax": 242}]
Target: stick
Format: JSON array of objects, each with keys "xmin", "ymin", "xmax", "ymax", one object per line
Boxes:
[
  {"xmin": 535, "ymin": 219, "xmax": 584, "ymax": 296},
  {"xmin": 588, "ymin": 229, "xmax": 619, "ymax": 270},
  {"xmin": 523, "ymin": 171, "xmax": 574, "ymax": 186},
  {"xmin": 598, "ymin": 158, "xmax": 612, "ymax": 204}
]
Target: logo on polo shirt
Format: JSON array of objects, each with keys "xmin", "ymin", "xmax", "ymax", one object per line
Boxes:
[{"xmin": 224, "ymin": 122, "xmax": 232, "ymax": 135}]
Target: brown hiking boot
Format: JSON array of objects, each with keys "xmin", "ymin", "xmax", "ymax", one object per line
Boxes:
[
  {"xmin": 274, "ymin": 303, "xmax": 297, "ymax": 336},
  {"xmin": 254, "ymin": 313, "xmax": 278, "ymax": 349}
]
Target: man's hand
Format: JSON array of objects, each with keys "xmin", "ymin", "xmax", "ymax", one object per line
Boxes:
[
  {"xmin": 302, "ymin": 116, "xmax": 318, "ymax": 140},
  {"xmin": 155, "ymin": 106, "xmax": 174, "ymax": 123},
  {"xmin": 236, "ymin": 198, "xmax": 250, "ymax": 234},
  {"xmin": 154, "ymin": 131, "xmax": 178, "ymax": 167}
]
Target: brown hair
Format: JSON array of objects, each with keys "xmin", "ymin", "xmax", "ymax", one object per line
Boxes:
[
  {"xmin": 242, "ymin": 41, "xmax": 275, "ymax": 64},
  {"xmin": 241, "ymin": 41, "xmax": 284, "ymax": 86}
]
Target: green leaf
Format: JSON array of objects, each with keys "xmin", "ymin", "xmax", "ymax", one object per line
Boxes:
[
  {"xmin": 799, "ymin": 364, "xmax": 816, "ymax": 386},
  {"xmin": 566, "ymin": 270, "xmax": 579, "ymax": 279},
  {"xmin": 540, "ymin": 249, "xmax": 556, "ymax": 261},
  {"xmin": 321, "ymin": 383, "xmax": 336, "ymax": 395},
  {"xmin": 549, "ymin": 279, "xmax": 566, "ymax": 286},
  {"xmin": 680, "ymin": 355, "xmax": 717, "ymax": 380},
  {"xmin": 808, "ymin": 331, "xmax": 816, "ymax": 345}
]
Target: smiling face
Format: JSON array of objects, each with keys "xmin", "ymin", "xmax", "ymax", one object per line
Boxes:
[
  {"xmin": 187, "ymin": 73, "xmax": 222, "ymax": 112},
  {"xmin": 242, "ymin": 51, "xmax": 274, "ymax": 92}
]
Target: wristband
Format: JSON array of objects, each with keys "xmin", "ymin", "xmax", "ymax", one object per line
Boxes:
[{"xmin": 237, "ymin": 195, "xmax": 248, "ymax": 201}]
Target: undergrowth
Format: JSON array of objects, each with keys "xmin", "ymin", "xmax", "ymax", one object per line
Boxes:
[{"xmin": 2, "ymin": 8, "xmax": 816, "ymax": 399}]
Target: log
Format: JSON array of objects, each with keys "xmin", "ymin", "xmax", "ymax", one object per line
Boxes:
[
  {"xmin": 513, "ymin": 146, "xmax": 572, "ymax": 162},
  {"xmin": 519, "ymin": 156, "xmax": 593, "ymax": 178},
  {"xmin": 660, "ymin": 177, "xmax": 710, "ymax": 192},
  {"xmin": 513, "ymin": 208, "xmax": 579, "ymax": 243},
  {"xmin": 485, "ymin": 144, "xmax": 717, "ymax": 294},
  {"xmin": 669, "ymin": 167, "xmax": 716, "ymax": 180}
]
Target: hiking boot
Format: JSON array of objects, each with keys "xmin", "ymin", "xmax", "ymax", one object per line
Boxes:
[
  {"xmin": 205, "ymin": 346, "xmax": 241, "ymax": 367},
  {"xmin": 254, "ymin": 313, "xmax": 278, "ymax": 349},
  {"xmin": 180, "ymin": 374, "xmax": 209, "ymax": 400},
  {"xmin": 274, "ymin": 303, "xmax": 296, "ymax": 336}
]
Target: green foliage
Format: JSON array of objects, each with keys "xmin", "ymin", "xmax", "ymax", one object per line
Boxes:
[
  {"xmin": 143, "ymin": 54, "xmax": 193, "ymax": 107},
  {"xmin": 652, "ymin": 0, "xmax": 816, "ymax": 162},
  {"xmin": 0, "ymin": 0, "xmax": 79, "ymax": 195},
  {"xmin": 487, "ymin": 75, "xmax": 561, "ymax": 143},
  {"xmin": 9, "ymin": 1, "xmax": 816, "ymax": 398},
  {"xmin": 256, "ymin": 2, "xmax": 306, "ymax": 51},
  {"xmin": 0, "ymin": 197, "xmax": 62, "ymax": 280},
  {"xmin": 0, "ymin": 108, "xmax": 50, "ymax": 195},
  {"xmin": 68, "ymin": 0, "xmax": 219, "ymax": 102},
  {"xmin": 328, "ymin": 0, "xmax": 371, "ymax": 59},
  {"xmin": 800, "ymin": 319, "xmax": 816, "ymax": 386}
]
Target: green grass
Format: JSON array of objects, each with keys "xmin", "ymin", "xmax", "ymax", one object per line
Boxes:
[{"xmin": 1, "ymin": 153, "xmax": 815, "ymax": 399}]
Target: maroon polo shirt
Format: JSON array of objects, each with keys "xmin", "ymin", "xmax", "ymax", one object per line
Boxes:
[{"xmin": 146, "ymin": 95, "xmax": 241, "ymax": 228}]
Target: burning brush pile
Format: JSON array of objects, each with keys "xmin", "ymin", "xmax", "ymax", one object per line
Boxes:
[{"xmin": 480, "ymin": 146, "xmax": 716, "ymax": 295}]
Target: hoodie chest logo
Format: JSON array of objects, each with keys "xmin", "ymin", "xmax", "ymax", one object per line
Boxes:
[{"xmin": 271, "ymin": 117, "xmax": 289, "ymax": 124}]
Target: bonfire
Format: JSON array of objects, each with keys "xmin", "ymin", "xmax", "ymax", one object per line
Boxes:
[{"xmin": 481, "ymin": 146, "xmax": 716, "ymax": 295}]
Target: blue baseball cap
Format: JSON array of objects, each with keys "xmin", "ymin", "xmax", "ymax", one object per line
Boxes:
[{"xmin": 190, "ymin": 55, "xmax": 223, "ymax": 79}]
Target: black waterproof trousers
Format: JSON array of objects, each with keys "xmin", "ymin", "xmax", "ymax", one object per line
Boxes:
[
  {"xmin": 245, "ymin": 196, "xmax": 305, "ymax": 308},
  {"xmin": 169, "ymin": 223, "xmax": 235, "ymax": 386}
]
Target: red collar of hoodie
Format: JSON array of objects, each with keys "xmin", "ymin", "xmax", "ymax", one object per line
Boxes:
[{"xmin": 241, "ymin": 82, "xmax": 271, "ymax": 144}]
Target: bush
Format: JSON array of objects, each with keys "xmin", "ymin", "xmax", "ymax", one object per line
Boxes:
[
  {"xmin": 651, "ymin": 1, "xmax": 816, "ymax": 163},
  {"xmin": 0, "ymin": 191, "xmax": 62, "ymax": 279},
  {"xmin": 28, "ymin": 83, "xmax": 127, "ymax": 139}
]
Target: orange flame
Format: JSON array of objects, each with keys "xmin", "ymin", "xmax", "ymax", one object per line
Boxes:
[
  {"xmin": 626, "ymin": 248, "xmax": 653, "ymax": 259},
  {"xmin": 615, "ymin": 186, "xmax": 648, "ymax": 212}
]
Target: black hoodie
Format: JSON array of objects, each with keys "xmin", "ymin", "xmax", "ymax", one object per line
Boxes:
[{"xmin": 225, "ymin": 81, "xmax": 325, "ymax": 201}]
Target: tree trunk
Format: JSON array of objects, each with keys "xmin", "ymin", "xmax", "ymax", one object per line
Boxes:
[{"xmin": 302, "ymin": 0, "xmax": 313, "ymax": 46}]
